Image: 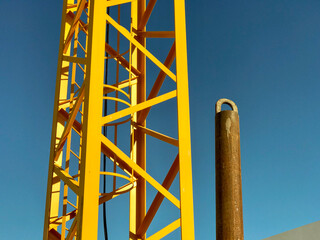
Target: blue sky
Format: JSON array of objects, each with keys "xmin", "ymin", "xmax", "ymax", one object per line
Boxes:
[{"xmin": 1, "ymin": 0, "xmax": 320, "ymax": 239}]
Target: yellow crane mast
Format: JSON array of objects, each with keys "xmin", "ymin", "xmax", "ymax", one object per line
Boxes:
[{"xmin": 43, "ymin": 0, "xmax": 194, "ymax": 239}]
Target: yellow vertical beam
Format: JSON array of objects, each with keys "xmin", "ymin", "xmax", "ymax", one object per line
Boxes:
[
  {"xmin": 174, "ymin": 0, "xmax": 195, "ymax": 239},
  {"xmin": 76, "ymin": 0, "xmax": 106, "ymax": 239},
  {"xmin": 136, "ymin": 0, "xmax": 147, "ymax": 239},
  {"xmin": 43, "ymin": 0, "xmax": 73, "ymax": 238},
  {"xmin": 130, "ymin": 0, "xmax": 146, "ymax": 238},
  {"xmin": 129, "ymin": 0, "xmax": 138, "ymax": 236}
]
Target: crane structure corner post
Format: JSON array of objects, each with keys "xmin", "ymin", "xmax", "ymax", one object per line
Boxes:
[{"xmin": 43, "ymin": 0, "xmax": 195, "ymax": 239}]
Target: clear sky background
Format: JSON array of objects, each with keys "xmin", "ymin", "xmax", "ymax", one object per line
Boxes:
[{"xmin": 1, "ymin": 0, "xmax": 320, "ymax": 239}]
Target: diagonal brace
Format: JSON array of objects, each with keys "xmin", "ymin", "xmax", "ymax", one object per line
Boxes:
[
  {"xmin": 102, "ymin": 90, "xmax": 176, "ymax": 125},
  {"xmin": 105, "ymin": 14, "xmax": 176, "ymax": 81},
  {"xmin": 65, "ymin": 216, "xmax": 78, "ymax": 240},
  {"xmin": 138, "ymin": 0, "xmax": 157, "ymax": 30},
  {"xmin": 145, "ymin": 218, "xmax": 180, "ymax": 240},
  {"xmin": 63, "ymin": 0, "xmax": 87, "ymax": 53},
  {"xmin": 101, "ymin": 135, "xmax": 180, "ymax": 208},
  {"xmin": 137, "ymin": 154, "xmax": 179, "ymax": 236},
  {"xmin": 53, "ymin": 164, "xmax": 80, "ymax": 195},
  {"xmin": 138, "ymin": 42, "xmax": 176, "ymax": 123},
  {"xmin": 54, "ymin": 84, "xmax": 85, "ymax": 162},
  {"xmin": 105, "ymin": 43, "xmax": 141, "ymax": 76}
]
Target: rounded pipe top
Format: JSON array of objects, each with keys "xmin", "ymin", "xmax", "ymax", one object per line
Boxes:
[{"xmin": 215, "ymin": 98, "xmax": 238, "ymax": 114}]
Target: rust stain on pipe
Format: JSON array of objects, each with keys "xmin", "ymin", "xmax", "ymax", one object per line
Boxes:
[{"xmin": 215, "ymin": 98, "xmax": 244, "ymax": 240}]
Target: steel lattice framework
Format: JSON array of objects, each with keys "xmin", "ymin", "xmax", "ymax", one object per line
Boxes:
[{"xmin": 43, "ymin": 0, "xmax": 194, "ymax": 239}]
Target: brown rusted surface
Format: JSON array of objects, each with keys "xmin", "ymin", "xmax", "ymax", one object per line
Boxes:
[{"xmin": 215, "ymin": 99, "xmax": 244, "ymax": 240}]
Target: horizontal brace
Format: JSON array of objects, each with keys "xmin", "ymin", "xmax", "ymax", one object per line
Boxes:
[
  {"xmin": 67, "ymin": 6, "xmax": 78, "ymax": 12},
  {"xmin": 132, "ymin": 122, "xmax": 178, "ymax": 147},
  {"xmin": 101, "ymin": 135, "xmax": 180, "ymax": 208},
  {"xmin": 102, "ymin": 90, "xmax": 176, "ymax": 125},
  {"xmin": 63, "ymin": 55, "xmax": 87, "ymax": 65},
  {"xmin": 67, "ymin": 3, "xmax": 78, "ymax": 10},
  {"xmin": 105, "ymin": 14, "xmax": 176, "ymax": 81},
  {"xmin": 59, "ymin": 98, "xmax": 77, "ymax": 108},
  {"xmin": 138, "ymin": 31, "xmax": 175, "ymax": 38},
  {"xmin": 145, "ymin": 219, "xmax": 180, "ymax": 240},
  {"xmin": 106, "ymin": 0, "xmax": 133, "ymax": 7},
  {"xmin": 53, "ymin": 164, "xmax": 80, "ymax": 195}
]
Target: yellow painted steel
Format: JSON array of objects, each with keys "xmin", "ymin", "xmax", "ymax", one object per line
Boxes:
[
  {"xmin": 43, "ymin": 0, "xmax": 73, "ymax": 238},
  {"xmin": 131, "ymin": 122, "xmax": 179, "ymax": 147},
  {"xmin": 129, "ymin": 1, "xmax": 139, "ymax": 239},
  {"xmin": 102, "ymin": 90, "xmax": 177, "ymax": 125},
  {"xmin": 43, "ymin": 0, "xmax": 195, "ymax": 239},
  {"xmin": 77, "ymin": 0, "xmax": 106, "ymax": 238},
  {"xmin": 174, "ymin": 0, "xmax": 196, "ymax": 238},
  {"xmin": 105, "ymin": 14, "xmax": 177, "ymax": 81},
  {"xmin": 146, "ymin": 219, "xmax": 181, "ymax": 240}
]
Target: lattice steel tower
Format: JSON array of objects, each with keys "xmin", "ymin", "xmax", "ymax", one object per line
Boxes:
[{"xmin": 43, "ymin": 0, "xmax": 194, "ymax": 239}]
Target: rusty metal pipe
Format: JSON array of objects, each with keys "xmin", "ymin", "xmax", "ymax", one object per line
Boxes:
[{"xmin": 215, "ymin": 98, "xmax": 244, "ymax": 240}]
